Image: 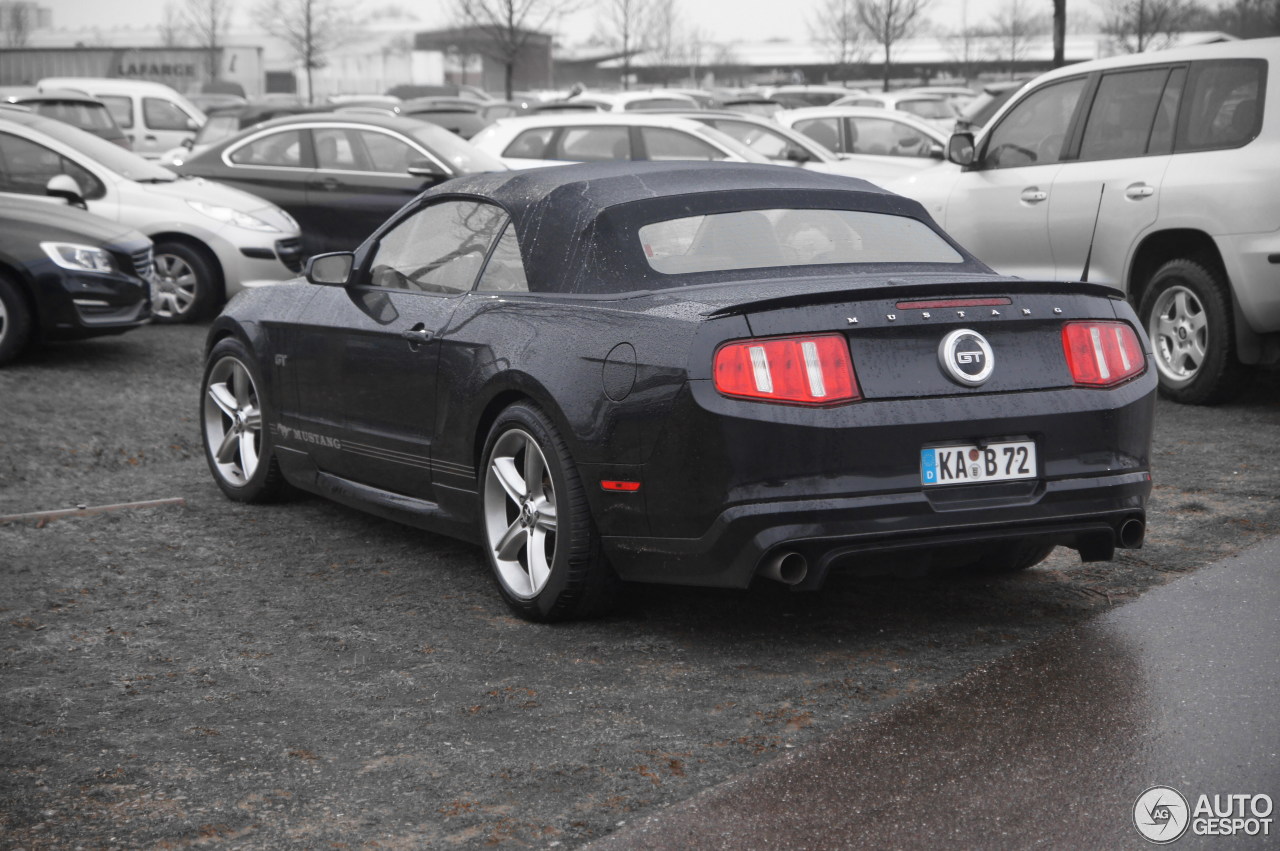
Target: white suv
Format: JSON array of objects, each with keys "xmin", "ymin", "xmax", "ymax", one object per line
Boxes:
[{"xmin": 889, "ymin": 38, "xmax": 1279, "ymax": 404}]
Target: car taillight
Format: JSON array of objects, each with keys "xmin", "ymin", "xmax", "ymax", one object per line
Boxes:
[
  {"xmin": 713, "ymin": 334, "xmax": 860, "ymax": 405},
  {"xmin": 1062, "ymin": 321, "xmax": 1145, "ymax": 387}
]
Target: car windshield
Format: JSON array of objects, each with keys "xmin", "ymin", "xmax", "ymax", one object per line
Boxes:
[
  {"xmin": 639, "ymin": 208, "xmax": 963, "ymax": 275},
  {"xmin": 34, "ymin": 115, "xmax": 176, "ymax": 182},
  {"xmin": 408, "ymin": 121, "xmax": 505, "ymax": 173}
]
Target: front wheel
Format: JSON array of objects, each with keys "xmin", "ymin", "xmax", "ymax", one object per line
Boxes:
[
  {"xmin": 479, "ymin": 403, "xmax": 620, "ymax": 622},
  {"xmin": 200, "ymin": 337, "xmax": 287, "ymax": 502},
  {"xmin": 1138, "ymin": 259, "xmax": 1247, "ymax": 405},
  {"xmin": 0, "ymin": 274, "xmax": 32, "ymax": 366},
  {"xmin": 153, "ymin": 241, "xmax": 220, "ymax": 323}
]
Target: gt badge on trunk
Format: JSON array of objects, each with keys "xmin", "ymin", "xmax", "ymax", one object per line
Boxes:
[{"xmin": 939, "ymin": 328, "xmax": 994, "ymax": 386}]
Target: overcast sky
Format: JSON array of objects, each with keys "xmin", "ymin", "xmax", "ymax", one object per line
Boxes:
[{"xmin": 42, "ymin": 0, "xmax": 1108, "ymax": 45}]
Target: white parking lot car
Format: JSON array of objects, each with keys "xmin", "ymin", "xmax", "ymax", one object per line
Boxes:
[
  {"xmin": 888, "ymin": 37, "xmax": 1280, "ymax": 404},
  {"xmin": 469, "ymin": 113, "xmax": 772, "ymax": 169},
  {"xmin": 0, "ymin": 109, "xmax": 302, "ymax": 322}
]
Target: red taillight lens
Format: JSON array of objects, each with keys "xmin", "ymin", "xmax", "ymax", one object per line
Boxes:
[
  {"xmin": 1062, "ymin": 321, "xmax": 1146, "ymax": 387},
  {"xmin": 713, "ymin": 334, "xmax": 860, "ymax": 405}
]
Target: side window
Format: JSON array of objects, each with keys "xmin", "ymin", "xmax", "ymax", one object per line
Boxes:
[
  {"xmin": 847, "ymin": 117, "xmax": 932, "ymax": 158},
  {"xmin": 355, "ymin": 130, "xmax": 418, "ymax": 174},
  {"xmin": 708, "ymin": 120, "xmax": 790, "ymax": 158},
  {"xmin": 640, "ymin": 127, "xmax": 724, "ymax": 161},
  {"xmin": 143, "ymin": 97, "xmax": 195, "ymax": 131},
  {"xmin": 1178, "ymin": 59, "xmax": 1265, "ymax": 152},
  {"xmin": 0, "ymin": 132, "xmax": 105, "ymax": 199},
  {"xmin": 368, "ymin": 201, "xmax": 507, "ymax": 294},
  {"xmin": 555, "ymin": 126, "xmax": 631, "ymax": 161},
  {"xmin": 503, "ymin": 127, "xmax": 555, "ymax": 158},
  {"xmin": 476, "ymin": 223, "xmax": 529, "ymax": 293},
  {"xmin": 98, "ymin": 95, "xmax": 133, "ymax": 129},
  {"xmin": 793, "ymin": 118, "xmax": 841, "ymax": 153},
  {"xmin": 313, "ymin": 128, "xmax": 359, "ymax": 169},
  {"xmin": 1078, "ymin": 68, "xmax": 1172, "ymax": 161},
  {"xmin": 1148, "ymin": 67, "xmax": 1187, "ymax": 155},
  {"xmin": 228, "ymin": 130, "xmax": 303, "ymax": 167},
  {"xmin": 981, "ymin": 77, "xmax": 1086, "ymax": 169}
]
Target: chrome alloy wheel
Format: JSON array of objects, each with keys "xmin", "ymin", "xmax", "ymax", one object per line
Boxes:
[
  {"xmin": 0, "ymin": 295, "xmax": 8, "ymax": 340},
  {"xmin": 203, "ymin": 356, "xmax": 263, "ymax": 486},
  {"xmin": 483, "ymin": 429, "xmax": 559, "ymax": 599},
  {"xmin": 1147, "ymin": 283, "xmax": 1208, "ymax": 384},
  {"xmin": 153, "ymin": 251, "xmax": 198, "ymax": 319}
]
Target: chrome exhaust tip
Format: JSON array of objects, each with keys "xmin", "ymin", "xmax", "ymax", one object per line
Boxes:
[
  {"xmin": 1119, "ymin": 518, "xmax": 1146, "ymax": 549},
  {"xmin": 760, "ymin": 551, "xmax": 809, "ymax": 586}
]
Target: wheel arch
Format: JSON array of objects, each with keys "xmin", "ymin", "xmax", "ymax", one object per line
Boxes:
[
  {"xmin": 151, "ymin": 231, "xmax": 227, "ymax": 304},
  {"xmin": 470, "ymin": 377, "xmax": 575, "ymax": 476}
]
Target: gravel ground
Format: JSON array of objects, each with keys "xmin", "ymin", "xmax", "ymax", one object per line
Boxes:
[{"xmin": 2, "ymin": 323, "xmax": 1278, "ymax": 849}]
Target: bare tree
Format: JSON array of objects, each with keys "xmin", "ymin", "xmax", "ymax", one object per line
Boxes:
[
  {"xmin": 2, "ymin": 3, "xmax": 32, "ymax": 48},
  {"xmin": 594, "ymin": 0, "xmax": 651, "ymax": 90},
  {"xmin": 988, "ymin": 0, "xmax": 1048, "ymax": 78},
  {"xmin": 644, "ymin": 0, "xmax": 683, "ymax": 86},
  {"xmin": 1200, "ymin": 0, "xmax": 1280, "ymax": 37},
  {"xmin": 1100, "ymin": 0, "xmax": 1203, "ymax": 52},
  {"xmin": 453, "ymin": 0, "xmax": 582, "ymax": 99},
  {"xmin": 856, "ymin": 0, "xmax": 932, "ymax": 92},
  {"xmin": 253, "ymin": 0, "xmax": 351, "ymax": 103},
  {"xmin": 809, "ymin": 0, "xmax": 866, "ymax": 83},
  {"xmin": 158, "ymin": 1, "xmax": 188, "ymax": 47},
  {"xmin": 183, "ymin": 0, "xmax": 235, "ymax": 79}
]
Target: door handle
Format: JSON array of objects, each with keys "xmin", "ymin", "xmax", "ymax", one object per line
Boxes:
[
  {"xmin": 144, "ymin": 135, "xmax": 157, "ymax": 142},
  {"xmin": 400, "ymin": 324, "xmax": 433, "ymax": 346},
  {"xmin": 1020, "ymin": 187, "xmax": 1048, "ymax": 204},
  {"xmin": 1125, "ymin": 183, "xmax": 1155, "ymax": 199},
  {"xmin": 308, "ymin": 178, "xmax": 341, "ymax": 191}
]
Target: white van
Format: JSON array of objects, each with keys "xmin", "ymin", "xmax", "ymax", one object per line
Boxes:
[{"xmin": 36, "ymin": 78, "xmax": 206, "ymax": 160}]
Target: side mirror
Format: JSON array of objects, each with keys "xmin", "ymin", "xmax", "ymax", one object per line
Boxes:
[
  {"xmin": 186, "ymin": 118, "xmax": 200, "ymax": 131},
  {"xmin": 783, "ymin": 147, "xmax": 811, "ymax": 163},
  {"xmin": 929, "ymin": 142, "xmax": 945, "ymax": 160},
  {"xmin": 947, "ymin": 132, "xmax": 976, "ymax": 167},
  {"xmin": 181, "ymin": 138, "xmax": 194, "ymax": 150},
  {"xmin": 46, "ymin": 174, "xmax": 87, "ymax": 209},
  {"xmin": 407, "ymin": 157, "xmax": 447, "ymax": 179},
  {"xmin": 305, "ymin": 252, "xmax": 354, "ymax": 286}
]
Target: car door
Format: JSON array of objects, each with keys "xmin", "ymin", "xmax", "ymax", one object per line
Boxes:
[
  {"xmin": 1046, "ymin": 66, "xmax": 1182, "ymax": 283},
  {"xmin": 138, "ymin": 96, "xmax": 200, "ymax": 159},
  {"xmin": 937, "ymin": 76, "xmax": 1088, "ymax": 280},
  {"xmin": 305, "ymin": 126, "xmax": 448, "ymax": 253},
  {"xmin": 288, "ymin": 198, "xmax": 508, "ymax": 499}
]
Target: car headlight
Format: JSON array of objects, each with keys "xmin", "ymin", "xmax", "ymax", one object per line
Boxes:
[
  {"xmin": 41, "ymin": 242, "xmax": 116, "ymax": 274},
  {"xmin": 187, "ymin": 200, "xmax": 280, "ymax": 232}
]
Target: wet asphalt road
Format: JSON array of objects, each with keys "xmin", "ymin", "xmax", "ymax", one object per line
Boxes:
[{"xmin": 592, "ymin": 534, "xmax": 1280, "ymax": 850}]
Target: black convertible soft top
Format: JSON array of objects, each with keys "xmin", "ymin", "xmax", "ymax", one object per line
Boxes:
[{"xmin": 421, "ymin": 161, "xmax": 989, "ymax": 294}]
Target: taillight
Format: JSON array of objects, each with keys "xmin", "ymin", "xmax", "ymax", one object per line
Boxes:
[
  {"xmin": 713, "ymin": 334, "xmax": 860, "ymax": 405},
  {"xmin": 1062, "ymin": 321, "xmax": 1145, "ymax": 387}
]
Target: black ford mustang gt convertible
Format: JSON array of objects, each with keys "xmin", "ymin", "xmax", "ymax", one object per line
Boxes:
[{"xmin": 201, "ymin": 161, "xmax": 1155, "ymax": 621}]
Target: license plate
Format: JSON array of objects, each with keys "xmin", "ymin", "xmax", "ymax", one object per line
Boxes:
[{"xmin": 921, "ymin": 440, "xmax": 1036, "ymax": 486}]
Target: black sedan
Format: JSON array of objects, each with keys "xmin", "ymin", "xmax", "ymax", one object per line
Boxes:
[
  {"xmin": 175, "ymin": 112, "xmax": 505, "ymax": 257},
  {"xmin": 200, "ymin": 162, "xmax": 1155, "ymax": 621},
  {"xmin": 0, "ymin": 193, "xmax": 151, "ymax": 364}
]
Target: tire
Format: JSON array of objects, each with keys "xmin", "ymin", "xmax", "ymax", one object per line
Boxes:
[
  {"xmin": 966, "ymin": 540, "xmax": 1056, "ymax": 576},
  {"xmin": 1138, "ymin": 259, "xmax": 1248, "ymax": 405},
  {"xmin": 479, "ymin": 403, "xmax": 621, "ymax": 622},
  {"xmin": 200, "ymin": 337, "xmax": 287, "ymax": 502},
  {"xmin": 0, "ymin": 273, "xmax": 32, "ymax": 366},
  {"xmin": 153, "ymin": 240, "xmax": 220, "ymax": 324}
]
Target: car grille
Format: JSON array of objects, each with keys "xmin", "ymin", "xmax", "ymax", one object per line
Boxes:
[
  {"xmin": 131, "ymin": 246, "xmax": 155, "ymax": 280},
  {"xmin": 276, "ymin": 238, "xmax": 304, "ymax": 273}
]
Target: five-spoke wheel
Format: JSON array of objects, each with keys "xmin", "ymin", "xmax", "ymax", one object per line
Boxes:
[
  {"xmin": 153, "ymin": 241, "xmax": 218, "ymax": 323},
  {"xmin": 480, "ymin": 403, "xmax": 619, "ymax": 621},
  {"xmin": 200, "ymin": 338, "xmax": 285, "ymax": 501}
]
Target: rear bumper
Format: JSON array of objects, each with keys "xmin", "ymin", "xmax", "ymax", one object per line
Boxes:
[{"xmin": 602, "ymin": 470, "xmax": 1151, "ymax": 588}]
